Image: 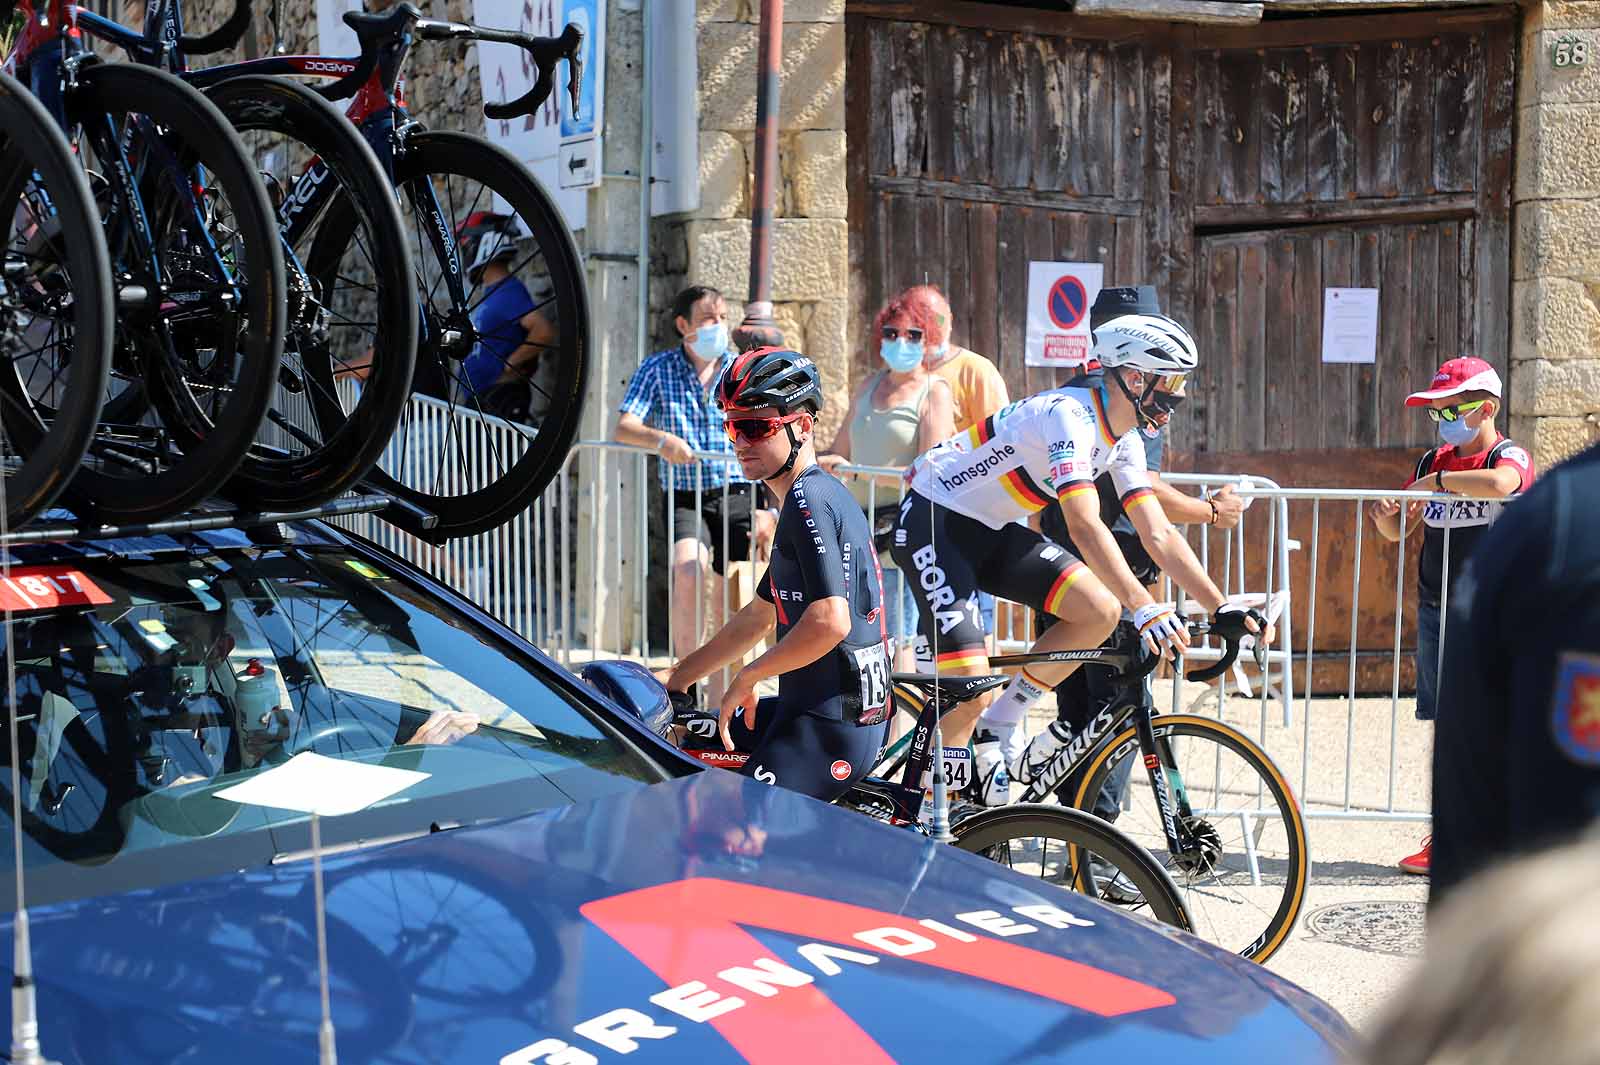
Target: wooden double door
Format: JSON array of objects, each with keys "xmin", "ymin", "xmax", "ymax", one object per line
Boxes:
[{"xmin": 845, "ymin": 0, "xmax": 1516, "ymax": 678}]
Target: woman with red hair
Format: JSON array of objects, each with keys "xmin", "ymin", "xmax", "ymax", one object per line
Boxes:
[
  {"xmin": 820, "ymin": 293, "xmax": 954, "ymax": 665},
  {"xmin": 900, "ymin": 285, "xmax": 1009, "ymax": 434}
]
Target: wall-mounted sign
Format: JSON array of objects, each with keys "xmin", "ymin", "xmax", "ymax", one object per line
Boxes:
[
  {"xmin": 1025, "ymin": 261, "xmax": 1103, "ymax": 368},
  {"xmin": 1553, "ymin": 33, "xmax": 1589, "ymax": 67},
  {"xmin": 1320, "ymin": 288, "xmax": 1379, "ymax": 365}
]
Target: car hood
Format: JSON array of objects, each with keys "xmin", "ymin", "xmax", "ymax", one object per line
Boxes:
[{"xmin": 4, "ymin": 771, "xmax": 1349, "ymax": 1063}]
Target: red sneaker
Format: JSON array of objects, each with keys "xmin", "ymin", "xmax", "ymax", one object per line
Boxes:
[{"xmin": 1399, "ymin": 836, "xmax": 1431, "ymax": 876}]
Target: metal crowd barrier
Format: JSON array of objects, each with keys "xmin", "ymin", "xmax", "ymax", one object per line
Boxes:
[{"xmin": 333, "ymin": 397, "xmax": 1498, "ymax": 826}]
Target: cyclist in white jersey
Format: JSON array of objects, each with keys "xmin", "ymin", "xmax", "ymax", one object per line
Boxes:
[{"xmin": 890, "ymin": 313, "xmax": 1260, "ymax": 802}]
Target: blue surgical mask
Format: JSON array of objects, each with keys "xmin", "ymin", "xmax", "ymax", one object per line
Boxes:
[
  {"xmin": 688, "ymin": 322, "xmax": 728, "ymax": 358},
  {"xmin": 880, "ymin": 337, "xmax": 923, "ymax": 372},
  {"xmin": 1437, "ymin": 416, "xmax": 1477, "ymax": 446}
]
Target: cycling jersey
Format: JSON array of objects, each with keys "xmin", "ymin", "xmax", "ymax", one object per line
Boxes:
[
  {"xmin": 908, "ymin": 385, "xmax": 1153, "ymax": 531},
  {"xmin": 749, "ymin": 465, "xmax": 890, "ymax": 798}
]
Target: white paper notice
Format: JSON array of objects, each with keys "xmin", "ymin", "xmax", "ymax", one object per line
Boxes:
[
  {"xmin": 215, "ymin": 752, "xmax": 429, "ymax": 817},
  {"xmin": 1321, "ymin": 288, "xmax": 1379, "ymax": 364}
]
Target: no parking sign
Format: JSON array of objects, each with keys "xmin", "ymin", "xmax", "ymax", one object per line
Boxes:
[{"xmin": 1026, "ymin": 262, "xmax": 1103, "ymax": 367}]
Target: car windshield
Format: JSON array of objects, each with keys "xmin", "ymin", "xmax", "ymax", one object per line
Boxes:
[{"xmin": 0, "ymin": 539, "xmax": 662, "ymax": 906}]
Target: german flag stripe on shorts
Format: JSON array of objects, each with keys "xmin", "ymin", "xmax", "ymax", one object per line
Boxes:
[
  {"xmin": 1058, "ymin": 479, "xmax": 1096, "ymax": 501},
  {"xmin": 1119, "ymin": 486, "xmax": 1157, "ymax": 512},
  {"xmin": 999, "ymin": 466, "xmax": 1053, "ymax": 511},
  {"xmin": 1043, "ymin": 561, "xmax": 1088, "ymax": 616},
  {"xmin": 935, "ymin": 648, "xmax": 990, "ymax": 672}
]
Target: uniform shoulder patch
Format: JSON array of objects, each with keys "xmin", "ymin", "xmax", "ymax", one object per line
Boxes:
[{"xmin": 1550, "ymin": 652, "xmax": 1600, "ymax": 767}]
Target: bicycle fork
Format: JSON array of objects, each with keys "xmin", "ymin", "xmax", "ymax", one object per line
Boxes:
[{"xmin": 1132, "ymin": 710, "xmax": 1211, "ymax": 874}]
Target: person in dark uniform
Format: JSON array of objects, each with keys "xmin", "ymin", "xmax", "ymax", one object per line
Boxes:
[{"xmin": 1429, "ymin": 440, "xmax": 1600, "ymax": 907}]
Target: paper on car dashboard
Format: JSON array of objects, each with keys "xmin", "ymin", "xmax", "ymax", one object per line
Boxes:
[{"xmin": 214, "ymin": 751, "xmax": 430, "ymax": 816}]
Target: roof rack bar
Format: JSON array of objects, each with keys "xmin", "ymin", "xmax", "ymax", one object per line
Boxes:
[{"xmin": 0, "ymin": 494, "xmax": 396, "ymax": 547}]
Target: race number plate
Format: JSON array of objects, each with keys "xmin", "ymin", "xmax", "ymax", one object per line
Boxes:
[
  {"xmin": 920, "ymin": 745, "xmax": 973, "ymax": 804},
  {"xmin": 0, "ymin": 568, "xmax": 112, "ymax": 613}
]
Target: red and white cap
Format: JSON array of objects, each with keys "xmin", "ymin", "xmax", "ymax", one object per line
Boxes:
[{"xmin": 1404, "ymin": 356, "xmax": 1502, "ymax": 406}]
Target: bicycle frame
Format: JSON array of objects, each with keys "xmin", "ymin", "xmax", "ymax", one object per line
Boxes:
[{"xmin": 8, "ymin": 0, "xmax": 246, "ymax": 389}]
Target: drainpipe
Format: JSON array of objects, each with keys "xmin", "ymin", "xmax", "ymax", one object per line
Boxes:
[{"xmin": 732, "ymin": 0, "xmax": 783, "ymax": 351}]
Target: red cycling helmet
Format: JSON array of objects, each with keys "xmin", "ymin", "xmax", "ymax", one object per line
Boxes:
[{"xmin": 715, "ymin": 346, "xmax": 823, "ymax": 415}]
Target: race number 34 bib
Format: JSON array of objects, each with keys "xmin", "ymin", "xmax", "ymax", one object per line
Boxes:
[{"xmin": 850, "ymin": 642, "xmax": 890, "ymax": 726}]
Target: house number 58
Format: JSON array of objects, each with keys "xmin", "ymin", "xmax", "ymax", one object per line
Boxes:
[{"xmin": 1553, "ymin": 34, "xmax": 1589, "ymax": 67}]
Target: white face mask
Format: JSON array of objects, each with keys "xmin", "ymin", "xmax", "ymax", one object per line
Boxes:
[{"xmin": 687, "ymin": 321, "xmax": 729, "ymax": 358}]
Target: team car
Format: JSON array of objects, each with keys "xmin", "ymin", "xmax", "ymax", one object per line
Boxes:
[{"xmin": 0, "ymin": 517, "xmax": 1352, "ymax": 1063}]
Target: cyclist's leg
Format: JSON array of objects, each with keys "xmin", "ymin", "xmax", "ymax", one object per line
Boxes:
[
  {"xmin": 889, "ymin": 492, "xmax": 992, "ymax": 750},
  {"xmin": 976, "ymin": 533, "xmax": 1120, "ymax": 728},
  {"xmin": 741, "ymin": 704, "xmax": 887, "ymax": 802},
  {"xmin": 1062, "ymin": 619, "xmax": 1141, "ymax": 819}
]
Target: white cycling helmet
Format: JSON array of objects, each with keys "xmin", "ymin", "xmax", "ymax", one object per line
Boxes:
[{"xmin": 1091, "ymin": 313, "xmax": 1199, "ymax": 375}]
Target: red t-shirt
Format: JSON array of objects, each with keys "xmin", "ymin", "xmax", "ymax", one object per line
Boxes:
[{"xmin": 1403, "ymin": 434, "xmax": 1535, "ymax": 605}]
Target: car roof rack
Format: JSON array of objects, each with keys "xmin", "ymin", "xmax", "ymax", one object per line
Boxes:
[{"xmin": 0, "ymin": 492, "xmax": 398, "ymax": 547}]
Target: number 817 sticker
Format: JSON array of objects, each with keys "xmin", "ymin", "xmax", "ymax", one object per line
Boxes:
[{"xmin": 0, "ymin": 567, "xmax": 113, "ymax": 613}]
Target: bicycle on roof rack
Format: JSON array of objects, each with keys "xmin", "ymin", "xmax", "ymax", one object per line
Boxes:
[
  {"xmin": 870, "ymin": 620, "xmax": 1309, "ymax": 964},
  {"xmin": 5, "ymin": 0, "xmax": 288, "ymax": 526},
  {"xmin": 67, "ymin": 0, "xmax": 592, "ymax": 541}
]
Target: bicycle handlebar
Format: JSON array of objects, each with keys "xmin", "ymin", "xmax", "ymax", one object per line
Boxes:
[
  {"xmin": 415, "ymin": 19, "xmax": 584, "ymax": 121},
  {"xmin": 179, "ymin": 0, "xmax": 253, "ymax": 56}
]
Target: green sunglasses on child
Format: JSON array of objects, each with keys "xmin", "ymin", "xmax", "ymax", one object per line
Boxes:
[{"xmin": 1425, "ymin": 399, "xmax": 1488, "ymax": 424}]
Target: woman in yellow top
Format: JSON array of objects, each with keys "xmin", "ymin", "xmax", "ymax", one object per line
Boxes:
[{"xmin": 820, "ymin": 293, "xmax": 954, "ymax": 668}]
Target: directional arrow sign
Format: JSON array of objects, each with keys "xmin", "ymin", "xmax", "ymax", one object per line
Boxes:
[{"xmin": 559, "ymin": 136, "xmax": 600, "ymax": 189}]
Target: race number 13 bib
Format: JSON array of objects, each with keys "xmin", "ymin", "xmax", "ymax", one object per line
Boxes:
[{"xmin": 851, "ymin": 642, "xmax": 890, "ymax": 726}]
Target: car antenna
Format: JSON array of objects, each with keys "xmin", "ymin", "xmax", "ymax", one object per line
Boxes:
[
  {"xmin": 2, "ymin": 451, "xmax": 57, "ymax": 1064},
  {"xmin": 311, "ymin": 811, "xmax": 338, "ymax": 1064}
]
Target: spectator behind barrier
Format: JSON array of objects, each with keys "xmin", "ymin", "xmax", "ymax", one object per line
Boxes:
[
  {"xmin": 899, "ymin": 283, "xmax": 1009, "ymax": 646},
  {"xmin": 1357, "ymin": 835, "xmax": 1600, "ymax": 1065},
  {"xmin": 1368, "ymin": 356, "xmax": 1534, "ymax": 880},
  {"xmin": 818, "ymin": 292, "xmax": 954, "ymax": 668},
  {"xmin": 613, "ymin": 284, "xmax": 777, "ymax": 699}
]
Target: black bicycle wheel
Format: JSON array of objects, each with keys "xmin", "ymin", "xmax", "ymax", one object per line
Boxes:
[
  {"xmin": 362, "ymin": 130, "xmax": 588, "ymax": 540},
  {"xmin": 61, "ymin": 63, "xmax": 285, "ymax": 523},
  {"xmin": 1070, "ymin": 714, "xmax": 1309, "ymax": 963},
  {"xmin": 0, "ymin": 72, "xmax": 112, "ymax": 528},
  {"xmin": 207, "ymin": 76, "xmax": 416, "ymax": 510},
  {"xmin": 952, "ymin": 802, "xmax": 1192, "ymax": 931}
]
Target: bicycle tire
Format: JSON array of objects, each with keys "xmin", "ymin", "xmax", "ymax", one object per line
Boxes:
[
  {"xmin": 206, "ymin": 75, "xmax": 416, "ymax": 509},
  {"xmin": 364, "ymin": 130, "xmax": 589, "ymax": 540},
  {"xmin": 951, "ymin": 802, "xmax": 1192, "ymax": 931},
  {"xmin": 61, "ymin": 62, "xmax": 285, "ymax": 523},
  {"xmin": 0, "ymin": 71, "xmax": 112, "ymax": 527},
  {"xmin": 1070, "ymin": 714, "xmax": 1308, "ymax": 963}
]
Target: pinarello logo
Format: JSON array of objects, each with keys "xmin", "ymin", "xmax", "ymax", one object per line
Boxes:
[{"xmin": 830, "ymin": 759, "xmax": 852, "ymax": 781}]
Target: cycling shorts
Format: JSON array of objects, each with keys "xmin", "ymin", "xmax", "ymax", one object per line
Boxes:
[
  {"xmin": 722, "ymin": 696, "xmax": 886, "ymax": 802},
  {"xmin": 890, "ymin": 490, "xmax": 1089, "ymax": 669}
]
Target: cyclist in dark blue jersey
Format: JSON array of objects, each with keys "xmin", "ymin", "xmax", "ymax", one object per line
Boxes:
[{"xmin": 661, "ymin": 348, "xmax": 892, "ymax": 802}]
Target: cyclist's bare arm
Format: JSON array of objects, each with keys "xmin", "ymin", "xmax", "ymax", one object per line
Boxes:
[
  {"xmin": 1059, "ymin": 489, "xmax": 1162, "ymax": 612},
  {"xmin": 664, "ymin": 597, "xmax": 776, "ymax": 692},
  {"xmin": 718, "ymin": 596, "xmax": 852, "ymax": 749},
  {"xmin": 1127, "ymin": 499, "xmax": 1228, "ymax": 611}
]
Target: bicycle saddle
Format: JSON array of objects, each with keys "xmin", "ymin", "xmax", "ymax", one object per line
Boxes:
[
  {"xmin": 890, "ymin": 673, "xmax": 1010, "ymax": 704},
  {"xmin": 343, "ymin": 3, "xmax": 422, "ymax": 43}
]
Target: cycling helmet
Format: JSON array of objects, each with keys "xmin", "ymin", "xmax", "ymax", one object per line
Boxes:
[
  {"xmin": 1092, "ymin": 313, "xmax": 1198, "ymax": 430},
  {"xmin": 716, "ymin": 347, "xmax": 823, "ymax": 478},
  {"xmin": 457, "ymin": 212, "xmax": 519, "ymax": 285},
  {"xmin": 1091, "ymin": 313, "xmax": 1199, "ymax": 375},
  {"xmin": 715, "ymin": 346, "xmax": 823, "ymax": 415}
]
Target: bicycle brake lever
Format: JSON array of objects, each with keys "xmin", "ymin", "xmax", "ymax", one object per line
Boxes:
[{"xmin": 481, "ymin": 23, "xmax": 584, "ymax": 121}]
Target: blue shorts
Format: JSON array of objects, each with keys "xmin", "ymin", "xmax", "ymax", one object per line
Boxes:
[{"xmin": 723, "ymin": 696, "xmax": 886, "ymax": 803}]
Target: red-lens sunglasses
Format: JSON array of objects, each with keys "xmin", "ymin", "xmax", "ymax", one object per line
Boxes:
[{"xmin": 724, "ymin": 412, "xmax": 805, "ymax": 446}]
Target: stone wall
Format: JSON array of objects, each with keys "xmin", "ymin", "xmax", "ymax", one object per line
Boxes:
[
  {"xmin": 648, "ymin": 0, "xmax": 851, "ymax": 444},
  {"xmin": 1511, "ymin": 0, "xmax": 1600, "ymax": 469}
]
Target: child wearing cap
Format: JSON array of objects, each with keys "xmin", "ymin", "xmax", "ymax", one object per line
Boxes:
[{"xmin": 1368, "ymin": 356, "xmax": 1535, "ymax": 876}]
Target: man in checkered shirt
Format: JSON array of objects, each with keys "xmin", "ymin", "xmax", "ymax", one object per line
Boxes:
[{"xmin": 614, "ymin": 285, "xmax": 777, "ymax": 680}]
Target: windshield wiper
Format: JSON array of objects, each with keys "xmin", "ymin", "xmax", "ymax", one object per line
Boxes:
[{"xmin": 270, "ymin": 819, "xmax": 466, "ymax": 865}]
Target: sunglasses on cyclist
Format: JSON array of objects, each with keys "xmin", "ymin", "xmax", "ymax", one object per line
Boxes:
[
  {"xmin": 724, "ymin": 412, "xmax": 806, "ymax": 446},
  {"xmin": 881, "ymin": 326, "xmax": 924, "ymax": 343},
  {"xmin": 1424, "ymin": 399, "xmax": 1488, "ymax": 423}
]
